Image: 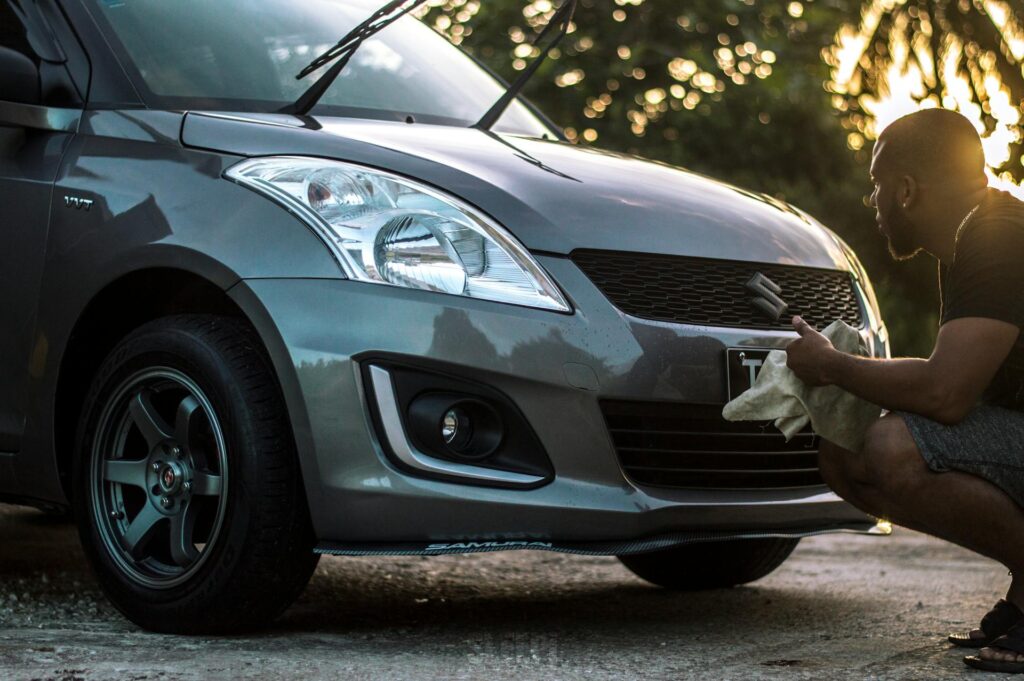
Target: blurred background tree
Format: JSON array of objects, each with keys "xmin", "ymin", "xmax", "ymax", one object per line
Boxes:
[{"xmin": 419, "ymin": 0, "xmax": 1024, "ymax": 357}]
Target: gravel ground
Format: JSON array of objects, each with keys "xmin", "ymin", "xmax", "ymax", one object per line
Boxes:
[{"xmin": 0, "ymin": 503, "xmax": 1010, "ymax": 680}]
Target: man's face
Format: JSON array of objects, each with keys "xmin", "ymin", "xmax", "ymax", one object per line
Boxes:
[{"xmin": 869, "ymin": 141, "xmax": 921, "ymax": 261}]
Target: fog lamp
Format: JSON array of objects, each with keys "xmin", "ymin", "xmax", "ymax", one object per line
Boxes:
[
  {"xmin": 441, "ymin": 407, "xmax": 473, "ymax": 450},
  {"xmin": 407, "ymin": 393, "xmax": 503, "ymax": 460}
]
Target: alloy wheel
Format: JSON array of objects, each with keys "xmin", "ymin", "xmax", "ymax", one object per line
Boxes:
[{"xmin": 90, "ymin": 368, "xmax": 229, "ymax": 589}]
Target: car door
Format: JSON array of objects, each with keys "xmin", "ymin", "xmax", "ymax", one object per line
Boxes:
[{"xmin": 0, "ymin": 0, "xmax": 82, "ymax": 460}]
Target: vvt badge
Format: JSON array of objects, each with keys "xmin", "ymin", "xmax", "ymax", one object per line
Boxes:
[{"xmin": 745, "ymin": 272, "xmax": 788, "ymax": 323}]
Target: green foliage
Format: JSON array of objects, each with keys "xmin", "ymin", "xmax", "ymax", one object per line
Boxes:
[
  {"xmin": 827, "ymin": 0, "xmax": 1024, "ymax": 185},
  {"xmin": 420, "ymin": 0, "xmax": 1024, "ymax": 357}
]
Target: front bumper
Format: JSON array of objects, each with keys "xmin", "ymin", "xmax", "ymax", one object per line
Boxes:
[{"xmin": 229, "ymin": 255, "xmax": 885, "ymax": 545}]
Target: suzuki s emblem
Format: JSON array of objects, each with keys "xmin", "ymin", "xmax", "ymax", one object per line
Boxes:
[
  {"xmin": 745, "ymin": 272, "xmax": 788, "ymax": 323},
  {"xmin": 64, "ymin": 195, "xmax": 94, "ymax": 211}
]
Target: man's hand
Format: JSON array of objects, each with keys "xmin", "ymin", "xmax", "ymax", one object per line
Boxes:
[
  {"xmin": 778, "ymin": 316, "xmax": 1017, "ymax": 423},
  {"xmin": 785, "ymin": 315, "xmax": 838, "ymax": 386}
]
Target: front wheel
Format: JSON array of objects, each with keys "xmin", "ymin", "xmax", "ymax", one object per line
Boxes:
[
  {"xmin": 617, "ymin": 538, "xmax": 799, "ymax": 590},
  {"xmin": 73, "ymin": 314, "xmax": 319, "ymax": 633}
]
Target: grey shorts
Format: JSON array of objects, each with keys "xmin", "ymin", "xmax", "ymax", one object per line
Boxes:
[{"xmin": 896, "ymin": 403, "xmax": 1024, "ymax": 508}]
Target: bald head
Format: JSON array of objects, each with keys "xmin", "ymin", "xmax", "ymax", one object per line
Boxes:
[
  {"xmin": 874, "ymin": 109, "xmax": 986, "ymax": 185},
  {"xmin": 868, "ymin": 108, "xmax": 992, "ymax": 263}
]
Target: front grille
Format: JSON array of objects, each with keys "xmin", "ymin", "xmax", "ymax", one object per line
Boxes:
[
  {"xmin": 601, "ymin": 400, "xmax": 824, "ymax": 490},
  {"xmin": 572, "ymin": 250, "xmax": 863, "ymax": 330}
]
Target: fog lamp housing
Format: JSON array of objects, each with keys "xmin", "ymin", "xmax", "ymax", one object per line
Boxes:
[
  {"xmin": 360, "ymin": 359, "xmax": 554, "ymax": 488},
  {"xmin": 408, "ymin": 394, "xmax": 503, "ymax": 460}
]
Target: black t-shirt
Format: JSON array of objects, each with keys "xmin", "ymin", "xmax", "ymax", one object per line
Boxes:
[{"xmin": 939, "ymin": 188, "xmax": 1024, "ymax": 410}]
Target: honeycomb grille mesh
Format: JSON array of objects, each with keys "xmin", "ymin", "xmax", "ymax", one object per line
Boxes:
[{"xmin": 571, "ymin": 250, "xmax": 863, "ymax": 330}]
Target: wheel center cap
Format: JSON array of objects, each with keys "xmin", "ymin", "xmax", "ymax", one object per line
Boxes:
[{"xmin": 158, "ymin": 461, "xmax": 184, "ymax": 494}]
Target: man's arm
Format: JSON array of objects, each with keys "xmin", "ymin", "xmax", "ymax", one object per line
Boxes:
[{"xmin": 785, "ymin": 315, "xmax": 1020, "ymax": 424}]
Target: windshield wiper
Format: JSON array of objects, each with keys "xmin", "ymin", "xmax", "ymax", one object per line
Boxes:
[
  {"xmin": 281, "ymin": 0, "xmax": 427, "ymax": 116},
  {"xmin": 474, "ymin": 0, "xmax": 577, "ymax": 131}
]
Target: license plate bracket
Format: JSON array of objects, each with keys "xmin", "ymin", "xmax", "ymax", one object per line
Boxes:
[{"xmin": 725, "ymin": 348, "xmax": 773, "ymax": 401}]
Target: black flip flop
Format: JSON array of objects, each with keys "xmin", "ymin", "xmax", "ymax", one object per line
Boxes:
[
  {"xmin": 950, "ymin": 599, "xmax": 1024, "ymax": 648},
  {"xmin": 965, "ymin": 621, "xmax": 1024, "ymax": 673}
]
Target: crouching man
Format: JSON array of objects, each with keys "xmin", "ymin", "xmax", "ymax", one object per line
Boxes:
[{"xmin": 785, "ymin": 108, "xmax": 1024, "ymax": 674}]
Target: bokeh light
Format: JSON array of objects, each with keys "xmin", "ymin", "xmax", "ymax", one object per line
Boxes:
[{"xmin": 826, "ymin": 0, "xmax": 1024, "ymax": 197}]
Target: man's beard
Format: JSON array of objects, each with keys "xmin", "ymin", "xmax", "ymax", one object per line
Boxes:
[{"xmin": 884, "ymin": 194, "xmax": 923, "ymax": 261}]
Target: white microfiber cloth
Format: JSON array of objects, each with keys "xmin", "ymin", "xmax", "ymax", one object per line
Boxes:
[{"xmin": 722, "ymin": 319, "xmax": 881, "ymax": 453}]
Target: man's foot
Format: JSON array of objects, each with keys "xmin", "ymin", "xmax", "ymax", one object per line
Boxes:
[
  {"xmin": 979, "ymin": 646, "xmax": 1024, "ymax": 664},
  {"xmin": 965, "ymin": 622, "xmax": 1024, "ymax": 673},
  {"xmin": 949, "ymin": 599, "xmax": 1024, "ymax": 648},
  {"xmin": 966, "ymin": 628, "xmax": 988, "ymax": 642}
]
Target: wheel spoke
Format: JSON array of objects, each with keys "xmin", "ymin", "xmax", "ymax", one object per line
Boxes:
[
  {"xmin": 129, "ymin": 390, "xmax": 173, "ymax": 449},
  {"xmin": 102, "ymin": 458, "xmax": 149, "ymax": 489},
  {"xmin": 169, "ymin": 502, "xmax": 200, "ymax": 566},
  {"xmin": 190, "ymin": 471, "xmax": 223, "ymax": 497},
  {"xmin": 174, "ymin": 395, "xmax": 201, "ymax": 459},
  {"xmin": 121, "ymin": 504, "xmax": 163, "ymax": 559}
]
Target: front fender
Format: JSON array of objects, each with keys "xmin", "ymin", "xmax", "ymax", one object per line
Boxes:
[{"xmin": 20, "ymin": 111, "xmax": 345, "ymax": 502}]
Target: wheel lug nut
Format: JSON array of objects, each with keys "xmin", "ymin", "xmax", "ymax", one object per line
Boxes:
[
  {"xmin": 171, "ymin": 446, "xmax": 181, "ymax": 458},
  {"xmin": 182, "ymin": 481, "xmax": 192, "ymax": 494},
  {"xmin": 151, "ymin": 462, "xmax": 162, "ymax": 472},
  {"xmin": 160, "ymin": 496, "xmax": 172, "ymax": 509}
]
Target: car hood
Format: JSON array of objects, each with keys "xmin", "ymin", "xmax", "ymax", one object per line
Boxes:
[{"xmin": 183, "ymin": 113, "xmax": 849, "ymax": 269}]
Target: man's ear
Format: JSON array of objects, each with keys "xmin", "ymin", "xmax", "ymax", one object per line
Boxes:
[{"xmin": 898, "ymin": 175, "xmax": 918, "ymax": 209}]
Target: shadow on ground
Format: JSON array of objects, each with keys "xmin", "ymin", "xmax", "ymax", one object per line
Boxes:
[{"xmin": 0, "ymin": 504, "xmax": 1006, "ymax": 680}]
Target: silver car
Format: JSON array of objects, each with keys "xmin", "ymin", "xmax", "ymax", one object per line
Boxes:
[{"xmin": 0, "ymin": 0, "xmax": 889, "ymax": 632}]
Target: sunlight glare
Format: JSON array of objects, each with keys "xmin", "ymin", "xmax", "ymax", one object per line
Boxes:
[{"xmin": 829, "ymin": 0, "xmax": 1024, "ymax": 196}]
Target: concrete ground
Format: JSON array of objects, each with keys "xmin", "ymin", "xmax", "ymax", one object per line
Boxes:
[{"xmin": 0, "ymin": 503, "xmax": 1010, "ymax": 680}]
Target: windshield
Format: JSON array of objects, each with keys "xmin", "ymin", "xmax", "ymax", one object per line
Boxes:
[{"xmin": 82, "ymin": 0, "xmax": 552, "ymax": 136}]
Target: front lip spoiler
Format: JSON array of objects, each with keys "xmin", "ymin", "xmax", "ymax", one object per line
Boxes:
[{"xmin": 314, "ymin": 520, "xmax": 891, "ymax": 556}]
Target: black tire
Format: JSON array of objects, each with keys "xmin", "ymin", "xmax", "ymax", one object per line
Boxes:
[
  {"xmin": 72, "ymin": 314, "xmax": 319, "ymax": 634},
  {"xmin": 617, "ymin": 538, "xmax": 799, "ymax": 590}
]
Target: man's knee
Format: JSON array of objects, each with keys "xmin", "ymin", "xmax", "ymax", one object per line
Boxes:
[
  {"xmin": 857, "ymin": 414, "xmax": 930, "ymax": 499},
  {"xmin": 817, "ymin": 439, "xmax": 860, "ymax": 495},
  {"xmin": 818, "ymin": 415, "xmax": 929, "ymax": 508}
]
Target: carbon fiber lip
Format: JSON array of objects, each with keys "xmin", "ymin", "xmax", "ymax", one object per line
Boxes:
[{"xmin": 314, "ymin": 521, "xmax": 889, "ymax": 557}]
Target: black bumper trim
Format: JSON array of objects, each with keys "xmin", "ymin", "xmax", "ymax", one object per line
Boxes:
[{"xmin": 314, "ymin": 521, "xmax": 887, "ymax": 557}]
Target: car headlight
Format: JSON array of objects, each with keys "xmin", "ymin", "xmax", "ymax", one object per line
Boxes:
[
  {"xmin": 838, "ymin": 242, "xmax": 882, "ymax": 325},
  {"xmin": 834, "ymin": 239, "xmax": 889, "ymax": 356},
  {"xmin": 225, "ymin": 156, "xmax": 571, "ymax": 313}
]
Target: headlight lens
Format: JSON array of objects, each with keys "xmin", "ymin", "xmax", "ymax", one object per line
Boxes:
[
  {"xmin": 839, "ymin": 242, "xmax": 882, "ymax": 324},
  {"xmin": 835, "ymin": 239, "xmax": 889, "ymax": 356},
  {"xmin": 225, "ymin": 157, "xmax": 571, "ymax": 312}
]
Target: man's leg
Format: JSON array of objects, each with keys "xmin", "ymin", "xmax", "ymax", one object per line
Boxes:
[{"xmin": 818, "ymin": 413, "xmax": 1024, "ymax": 662}]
